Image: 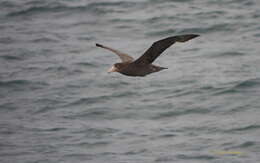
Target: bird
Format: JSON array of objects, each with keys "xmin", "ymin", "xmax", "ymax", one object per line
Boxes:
[{"xmin": 96, "ymin": 34, "xmax": 199, "ymax": 77}]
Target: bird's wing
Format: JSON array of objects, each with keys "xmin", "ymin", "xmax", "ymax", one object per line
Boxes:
[
  {"xmin": 96, "ymin": 43, "xmax": 134, "ymax": 62},
  {"xmin": 132, "ymin": 34, "xmax": 199, "ymax": 65}
]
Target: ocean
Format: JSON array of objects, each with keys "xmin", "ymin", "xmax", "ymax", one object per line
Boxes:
[{"xmin": 0, "ymin": 0, "xmax": 260, "ymax": 162}]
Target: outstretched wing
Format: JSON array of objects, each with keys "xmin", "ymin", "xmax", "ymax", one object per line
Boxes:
[
  {"xmin": 96, "ymin": 43, "xmax": 134, "ymax": 62},
  {"xmin": 133, "ymin": 34, "xmax": 199, "ymax": 65}
]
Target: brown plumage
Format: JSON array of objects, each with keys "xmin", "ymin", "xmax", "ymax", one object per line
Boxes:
[{"xmin": 96, "ymin": 34, "xmax": 199, "ymax": 77}]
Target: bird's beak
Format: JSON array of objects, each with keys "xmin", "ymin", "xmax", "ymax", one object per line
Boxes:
[{"xmin": 107, "ymin": 65, "xmax": 117, "ymax": 73}]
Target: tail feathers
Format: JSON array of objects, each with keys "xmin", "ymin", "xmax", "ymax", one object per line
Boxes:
[
  {"xmin": 159, "ymin": 67, "xmax": 168, "ymax": 70},
  {"xmin": 153, "ymin": 65, "xmax": 168, "ymax": 72}
]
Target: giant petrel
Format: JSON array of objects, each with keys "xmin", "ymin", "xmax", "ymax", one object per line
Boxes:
[{"xmin": 96, "ymin": 34, "xmax": 199, "ymax": 77}]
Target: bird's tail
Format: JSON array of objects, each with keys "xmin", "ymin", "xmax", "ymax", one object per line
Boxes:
[{"xmin": 154, "ymin": 65, "xmax": 168, "ymax": 72}]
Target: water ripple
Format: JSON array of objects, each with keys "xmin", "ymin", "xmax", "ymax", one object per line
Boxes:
[
  {"xmin": 227, "ymin": 124, "xmax": 260, "ymax": 133},
  {"xmin": 0, "ymin": 79, "xmax": 48, "ymax": 90},
  {"xmin": 6, "ymin": 1, "xmax": 138, "ymax": 17},
  {"xmin": 177, "ymin": 154, "xmax": 216, "ymax": 160},
  {"xmin": 214, "ymin": 78, "xmax": 260, "ymax": 95},
  {"xmin": 152, "ymin": 108, "xmax": 211, "ymax": 119}
]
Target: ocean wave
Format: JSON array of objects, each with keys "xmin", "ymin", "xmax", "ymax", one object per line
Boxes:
[
  {"xmin": 87, "ymin": 1, "xmax": 137, "ymax": 8},
  {"xmin": 179, "ymin": 23, "xmax": 235, "ymax": 33},
  {"xmin": 63, "ymin": 106, "xmax": 131, "ymax": 120},
  {"xmin": 0, "ymin": 37, "xmax": 15, "ymax": 44},
  {"xmin": 152, "ymin": 108, "xmax": 210, "ymax": 119},
  {"xmin": 44, "ymin": 65, "xmax": 85, "ymax": 76},
  {"xmin": 227, "ymin": 124, "xmax": 260, "ymax": 132},
  {"xmin": 6, "ymin": 1, "xmax": 137, "ymax": 17},
  {"xmin": 0, "ymin": 48, "xmax": 36, "ymax": 61},
  {"xmin": 71, "ymin": 127, "xmax": 118, "ymax": 138},
  {"xmin": 75, "ymin": 141, "xmax": 111, "ymax": 148},
  {"xmin": 7, "ymin": 6, "xmax": 66, "ymax": 17},
  {"xmin": 96, "ymin": 81, "xmax": 130, "ymax": 89},
  {"xmin": 146, "ymin": 23, "xmax": 235, "ymax": 36},
  {"xmin": 122, "ymin": 149, "xmax": 148, "ymax": 155},
  {"xmin": 214, "ymin": 78, "xmax": 260, "ymax": 95},
  {"xmin": 45, "ymin": 66, "xmax": 68, "ymax": 72},
  {"xmin": 177, "ymin": 154, "xmax": 216, "ymax": 160},
  {"xmin": 66, "ymin": 91, "xmax": 136, "ymax": 107},
  {"xmin": 234, "ymin": 141, "xmax": 255, "ymax": 148},
  {"xmin": 211, "ymin": 51, "xmax": 246, "ymax": 58},
  {"xmin": 75, "ymin": 62, "xmax": 98, "ymax": 68},
  {"xmin": 225, "ymin": 141, "xmax": 256, "ymax": 150},
  {"xmin": 0, "ymin": 79, "xmax": 48, "ymax": 90},
  {"xmin": 75, "ymin": 109, "xmax": 108, "ymax": 118},
  {"xmin": 150, "ymin": 0, "xmax": 192, "ymax": 4},
  {"xmin": 234, "ymin": 78, "xmax": 260, "ymax": 89},
  {"xmin": 0, "ymin": 79, "xmax": 31, "ymax": 87},
  {"xmin": 195, "ymin": 10, "xmax": 226, "ymax": 18},
  {"xmin": 31, "ymin": 37, "xmax": 59, "ymax": 43},
  {"xmin": 66, "ymin": 96, "xmax": 110, "ymax": 107},
  {"xmin": 34, "ymin": 127, "xmax": 66, "ymax": 132},
  {"xmin": 33, "ymin": 97, "xmax": 68, "ymax": 114},
  {"xmin": 0, "ymin": 55, "xmax": 21, "ymax": 60},
  {"xmin": 0, "ymin": 1, "xmax": 17, "ymax": 8}
]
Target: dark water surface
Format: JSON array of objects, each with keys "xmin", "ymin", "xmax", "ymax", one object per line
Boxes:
[{"xmin": 1, "ymin": 0, "xmax": 260, "ymax": 162}]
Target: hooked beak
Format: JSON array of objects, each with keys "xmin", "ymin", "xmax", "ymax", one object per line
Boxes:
[{"xmin": 107, "ymin": 65, "xmax": 117, "ymax": 73}]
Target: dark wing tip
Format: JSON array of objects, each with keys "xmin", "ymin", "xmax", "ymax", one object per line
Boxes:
[
  {"xmin": 187, "ymin": 34, "xmax": 200, "ymax": 40},
  {"xmin": 176, "ymin": 34, "xmax": 200, "ymax": 42},
  {"xmin": 96, "ymin": 43, "xmax": 103, "ymax": 47},
  {"xmin": 190, "ymin": 34, "xmax": 200, "ymax": 39}
]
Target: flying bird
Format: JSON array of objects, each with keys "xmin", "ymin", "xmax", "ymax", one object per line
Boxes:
[{"xmin": 96, "ymin": 34, "xmax": 199, "ymax": 77}]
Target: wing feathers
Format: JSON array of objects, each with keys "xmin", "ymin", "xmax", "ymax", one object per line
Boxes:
[
  {"xmin": 96, "ymin": 43, "xmax": 134, "ymax": 62},
  {"xmin": 133, "ymin": 34, "xmax": 199, "ymax": 65}
]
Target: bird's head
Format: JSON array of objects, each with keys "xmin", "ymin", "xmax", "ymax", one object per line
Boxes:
[
  {"xmin": 107, "ymin": 63, "xmax": 128, "ymax": 73},
  {"xmin": 107, "ymin": 63, "xmax": 121, "ymax": 73}
]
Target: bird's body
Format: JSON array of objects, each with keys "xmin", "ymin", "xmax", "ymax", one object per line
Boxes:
[
  {"xmin": 96, "ymin": 34, "xmax": 199, "ymax": 77},
  {"xmin": 115, "ymin": 62, "xmax": 167, "ymax": 77}
]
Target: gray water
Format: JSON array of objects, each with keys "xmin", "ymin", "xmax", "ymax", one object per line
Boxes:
[{"xmin": 1, "ymin": 0, "xmax": 260, "ymax": 163}]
